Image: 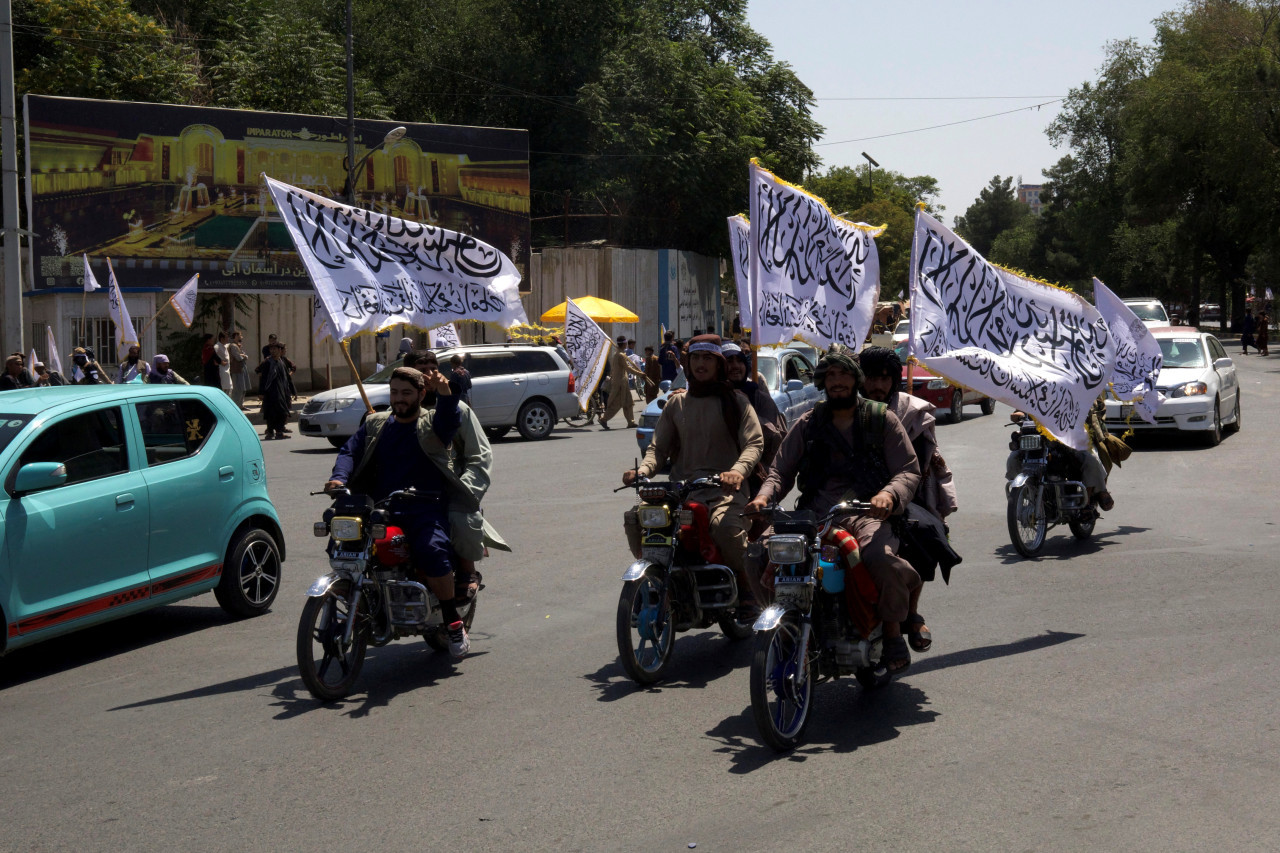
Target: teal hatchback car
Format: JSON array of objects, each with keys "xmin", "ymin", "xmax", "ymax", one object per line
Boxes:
[{"xmin": 0, "ymin": 384, "xmax": 284, "ymax": 654}]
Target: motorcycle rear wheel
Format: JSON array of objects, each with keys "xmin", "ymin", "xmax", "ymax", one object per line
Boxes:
[
  {"xmin": 297, "ymin": 584, "xmax": 370, "ymax": 702},
  {"xmin": 1068, "ymin": 512, "xmax": 1096, "ymax": 540},
  {"xmin": 1007, "ymin": 482, "xmax": 1047, "ymax": 558},
  {"xmin": 717, "ymin": 607, "xmax": 755, "ymax": 641},
  {"xmin": 750, "ymin": 617, "xmax": 813, "ymax": 752},
  {"xmin": 617, "ymin": 575, "xmax": 674, "ymax": 684}
]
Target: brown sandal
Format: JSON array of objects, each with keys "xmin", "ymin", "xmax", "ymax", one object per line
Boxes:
[
  {"xmin": 905, "ymin": 614, "xmax": 932, "ymax": 653},
  {"xmin": 881, "ymin": 636, "xmax": 911, "ymax": 674}
]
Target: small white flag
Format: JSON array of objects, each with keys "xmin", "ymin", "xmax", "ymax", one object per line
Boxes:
[
  {"xmin": 170, "ymin": 274, "xmax": 199, "ymax": 328},
  {"xmin": 564, "ymin": 298, "xmax": 612, "ymax": 413},
  {"xmin": 46, "ymin": 326, "xmax": 64, "ymax": 376},
  {"xmin": 429, "ymin": 322, "xmax": 461, "ymax": 348},
  {"xmin": 106, "ymin": 260, "xmax": 138, "ymax": 362},
  {"xmin": 1268, "ymin": 287, "xmax": 1275, "ymax": 301},
  {"xmin": 72, "ymin": 365, "xmax": 84, "ymax": 382},
  {"xmin": 28, "ymin": 348, "xmax": 38, "ymax": 375},
  {"xmin": 727, "ymin": 214, "xmax": 752, "ymax": 333},
  {"xmin": 1094, "ymin": 278, "xmax": 1163, "ymax": 424},
  {"xmin": 83, "ymin": 254, "xmax": 102, "ymax": 292}
]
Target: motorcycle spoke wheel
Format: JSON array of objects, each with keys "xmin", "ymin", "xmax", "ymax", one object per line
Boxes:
[
  {"xmin": 1007, "ymin": 482, "xmax": 1047, "ymax": 558},
  {"xmin": 616, "ymin": 575, "xmax": 674, "ymax": 684},
  {"xmin": 1069, "ymin": 511, "xmax": 1096, "ymax": 540},
  {"xmin": 750, "ymin": 618, "xmax": 813, "ymax": 752},
  {"xmin": 717, "ymin": 607, "xmax": 756, "ymax": 641},
  {"xmin": 296, "ymin": 587, "xmax": 369, "ymax": 702}
]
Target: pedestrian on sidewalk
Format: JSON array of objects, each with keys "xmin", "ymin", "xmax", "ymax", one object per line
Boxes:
[
  {"xmin": 229, "ymin": 331, "xmax": 249, "ymax": 407},
  {"xmin": 256, "ymin": 343, "xmax": 293, "ymax": 440},
  {"xmin": 1242, "ymin": 309, "xmax": 1256, "ymax": 355},
  {"xmin": 600, "ymin": 336, "xmax": 652, "ymax": 429},
  {"xmin": 1257, "ymin": 312, "xmax": 1270, "ymax": 356}
]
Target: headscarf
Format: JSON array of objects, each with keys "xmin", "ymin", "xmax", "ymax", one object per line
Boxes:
[
  {"xmin": 813, "ymin": 351, "xmax": 863, "ymax": 392},
  {"xmin": 681, "ymin": 334, "xmax": 743, "ymax": 441},
  {"xmin": 153, "ymin": 354, "xmax": 170, "ymax": 372}
]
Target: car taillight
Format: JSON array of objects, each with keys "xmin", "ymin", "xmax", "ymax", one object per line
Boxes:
[{"xmin": 567, "ymin": 371, "xmax": 576, "ymax": 392}]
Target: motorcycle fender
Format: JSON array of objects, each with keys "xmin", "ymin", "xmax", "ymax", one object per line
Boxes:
[
  {"xmin": 622, "ymin": 559, "xmax": 656, "ymax": 582},
  {"xmin": 305, "ymin": 573, "xmax": 340, "ymax": 598},
  {"xmin": 1010, "ymin": 473, "xmax": 1032, "ymax": 490},
  {"xmin": 753, "ymin": 604, "xmax": 790, "ymax": 632}
]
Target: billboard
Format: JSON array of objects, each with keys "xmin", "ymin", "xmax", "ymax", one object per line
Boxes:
[{"xmin": 24, "ymin": 95, "xmax": 530, "ymax": 293}]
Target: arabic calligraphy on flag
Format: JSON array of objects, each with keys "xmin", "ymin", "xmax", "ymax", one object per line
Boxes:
[
  {"xmin": 1093, "ymin": 278, "xmax": 1163, "ymax": 424},
  {"xmin": 107, "ymin": 261, "xmax": 138, "ymax": 361},
  {"xmin": 908, "ymin": 209, "xmax": 1116, "ymax": 451},
  {"xmin": 264, "ymin": 177, "xmax": 528, "ymax": 342},
  {"xmin": 748, "ymin": 160, "xmax": 882, "ymax": 350},
  {"xmin": 727, "ymin": 214, "xmax": 752, "ymax": 332},
  {"xmin": 564, "ymin": 298, "xmax": 611, "ymax": 413},
  {"xmin": 429, "ymin": 322, "xmax": 461, "ymax": 348},
  {"xmin": 170, "ymin": 274, "xmax": 199, "ymax": 328}
]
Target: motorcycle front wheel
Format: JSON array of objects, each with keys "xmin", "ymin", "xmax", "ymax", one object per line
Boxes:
[
  {"xmin": 297, "ymin": 584, "xmax": 370, "ymax": 701},
  {"xmin": 750, "ymin": 616, "xmax": 813, "ymax": 752},
  {"xmin": 616, "ymin": 575, "xmax": 674, "ymax": 684},
  {"xmin": 1007, "ymin": 481, "xmax": 1048, "ymax": 558}
]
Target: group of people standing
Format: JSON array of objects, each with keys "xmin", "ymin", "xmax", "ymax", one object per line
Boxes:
[{"xmin": 1241, "ymin": 307, "xmax": 1272, "ymax": 356}]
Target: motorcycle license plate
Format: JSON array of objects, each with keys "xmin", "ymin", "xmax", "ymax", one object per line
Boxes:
[{"xmin": 331, "ymin": 549, "xmax": 363, "ymax": 561}]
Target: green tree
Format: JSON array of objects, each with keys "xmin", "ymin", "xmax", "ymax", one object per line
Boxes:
[
  {"xmin": 844, "ymin": 198, "xmax": 913, "ymax": 299},
  {"xmin": 954, "ymin": 176, "xmax": 1029, "ymax": 258}
]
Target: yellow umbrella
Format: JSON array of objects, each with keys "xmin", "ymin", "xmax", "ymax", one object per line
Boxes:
[{"xmin": 540, "ymin": 296, "xmax": 639, "ymax": 324}]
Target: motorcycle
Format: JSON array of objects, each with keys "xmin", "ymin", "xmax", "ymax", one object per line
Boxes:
[
  {"xmin": 616, "ymin": 475, "xmax": 757, "ymax": 685},
  {"xmin": 1005, "ymin": 414, "xmax": 1099, "ymax": 558},
  {"xmin": 297, "ymin": 487, "xmax": 479, "ymax": 701},
  {"xmin": 749, "ymin": 501, "xmax": 898, "ymax": 752}
]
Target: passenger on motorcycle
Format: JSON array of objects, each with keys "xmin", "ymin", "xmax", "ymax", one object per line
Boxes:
[
  {"xmin": 858, "ymin": 345, "xmax": 959, "ymax": 654},
  {"xmin": 1005, "ymin": 393, "xmax": 1114, "ymax": 511},
  {"xmin": 721, "ymin": 342, "xmax": 786, "ymax": 488},
  {"xmin": 746, "ymin": 351, "xmax": 922, "ymax": 673},
  {"xmin": 622, "ymin": 334, "xmax": 766, "ymax": 605},
  {"xmin": 324, "ymin": 366, "xmax": 474, "ymax": 657}
]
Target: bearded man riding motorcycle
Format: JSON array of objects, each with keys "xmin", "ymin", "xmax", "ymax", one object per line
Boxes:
[
  {"xmin": 325, "ymin": 365, "xmax": 478, "ymax": 657},
  {"xmin": 747, "ymin": 351, "xmax": 922, "ymax": 673},
  {"xmin": 622, "ymin": 334, "xmax": 766, "ymax": 605}
]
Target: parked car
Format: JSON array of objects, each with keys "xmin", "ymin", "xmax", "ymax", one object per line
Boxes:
[
  {"xmin": 299, "ymin": 343, "xmax": 578, "ymax": 445},
  {"xmin": 1103, "ymin": 330, "xmax": 1241, "ymax": 445},
  {"xmin": 891, "ymin": 319, "xmax": 911, "ymax": 346},
  {"xmin": 1121, "ymin": 297, "xmax": 1170, "ymax": 328},
  {"xmin": 635, "ymin": 347, "xmax": 823, "ymax": 454},
  {"xmin": 0, "ymin": 384, "xmax": 284, "ymax": 655},
  {"xmin": 892, "ymin": 343, "xmax": 995, "ymax": 423}
]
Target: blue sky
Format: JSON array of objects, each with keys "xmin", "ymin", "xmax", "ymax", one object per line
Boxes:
[{"xmin": 747, "ymin": 0, "xmax": 1178, "ymax": 222}]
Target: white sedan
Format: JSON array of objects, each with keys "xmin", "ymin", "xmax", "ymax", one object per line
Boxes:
[{"xmin": 1104, "ymin": 330, "xmax": 1241, "ymax": 445}]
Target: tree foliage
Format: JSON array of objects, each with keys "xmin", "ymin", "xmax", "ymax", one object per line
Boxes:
[{"xmin": 954, "ymin": 176, "xmax": 1030, "ymax": 259}]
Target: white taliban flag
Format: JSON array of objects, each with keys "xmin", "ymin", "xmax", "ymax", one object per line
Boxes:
[
  {"xmin": 727, "ymin": 214, "xmax": 752, "ymax": 333},
  {"xmin": 45, "ymin": 325, "xmax": 64, "ymax": 377},
  {"xmin": 429, "ymin": 322, "xmax": 461, "ymax": 348},
  {"xmin": 170, "ymin": 274, "xmax": 199, "ymax": 328},
  {"xmin": 263, "ymin": 177, "xmax": 528, "ymax": 343},
  {"xmin": 563, "ymin": 297, "xmax": 611, "ymax": 413},
  {"xmin": 28, "ymin": 348, "xmax": 38, "ymax": 374},
  {"xmin": 1093, "ymin": 278, "xmax": 1163, "ymax": 424},
  {"xmin": 106, "ymin": 260, "xmax": 138, "ymax": 362},
  {"xmin": 83, "ymin": 254, "xmax": 102, "ymax": 292},
  {"xmin": 748, "ymin": 159, "xmax": 882, "ymax": 350},
  {"xmin": 908, "ymin": 209, "xmax": 1116, "ymax": 451}
]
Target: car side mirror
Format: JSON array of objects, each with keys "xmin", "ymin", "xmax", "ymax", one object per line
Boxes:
[
  {"xmin": 13, "ymin": 461, "xmax": 67, "ymax": 495},
  {"xmin": 785, "ymin": 379, "xmax": 804, "ymax": 393},
  {"xmin": 659, "ymin": 380, "xmax": 671, "ymax": 392},
  {"xmin": 1214, "ymin": 357, "xmax": 1233, "ymax": 369}
]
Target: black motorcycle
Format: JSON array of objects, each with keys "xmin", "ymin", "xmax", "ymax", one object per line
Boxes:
[
  {"xmin": 297, "ymin": 488, "xmax": 479, "ymax": 701},
  {"xmin": 1005, "ymin": 415, "xmax": 1099, "ymax": 557}
]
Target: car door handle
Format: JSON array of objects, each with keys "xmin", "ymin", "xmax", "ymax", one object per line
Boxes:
[
  {"xmin": 116, "ymin": 493, "xmax": 135, "ymax": 508},
  {"xmin": 219, "ymin": 465, "xmax": 235, "ymax": 481}
]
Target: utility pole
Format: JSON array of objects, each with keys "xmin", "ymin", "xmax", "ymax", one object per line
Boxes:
[
  {"xmin": 344, "ymin": 0, "xmax": 357, "ymax": 207},
  {"xmin": 1, "ymin": 0, "xmax": 24, "ymax": 355},
  {"xmin": 861, "ymin": 151, "xmax": 879, "ymax": 201}
]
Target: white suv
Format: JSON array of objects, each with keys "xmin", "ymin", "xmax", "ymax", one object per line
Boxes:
[
  {"xmin": 299, "ymin": 344, "xmax": 577, "ymax": 446},
  {"xmin": 1120, "ymin": 297, "xmax": 1170, "ymax": 328}
]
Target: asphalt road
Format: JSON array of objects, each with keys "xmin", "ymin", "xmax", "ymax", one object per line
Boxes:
[{"xmin": 3, "ymin": 356, "xmax": 1279, "ymax": 852}]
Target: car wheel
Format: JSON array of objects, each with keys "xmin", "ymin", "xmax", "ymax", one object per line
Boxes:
[
  {"xmin": 948, "ymin": 389, "xmax": 964, "ymax": 423},
  {"xmin": 215, "ymin": 526, "xmax": 282, "ymax": 618},
  {"xmin": 327, "ymin": 436, "xmax": 347, "ymax": 449},
  {"xmin": 980, "ymin": 397, "xmax": 996, "ymax": 416},
  {"xmin": 1202, "ymin": 398, "xmax": 1222, "ymax": 447},
  {"xmin": 484, "ymin": 426, "xmax": 511, "ymax": 440},
  {"xmin": 1225, "ymin": 391, "xmax": 1241, "ymax": 434},
  {"xmin": 516, "ymin": 399, "xmax": 555, "ymax": 440}
]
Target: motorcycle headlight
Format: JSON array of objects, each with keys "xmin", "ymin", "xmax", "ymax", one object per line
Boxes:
[
  {"xmin": 330, "ymin": 516, "xmax": 363, "ymax": 542},
  {"xmin": 768, "ymin": 535, "xmax": 807, "ymax": 565},
  {"xmin": 638, "ymin": 505, "xmax": 671, "ymax": 528},
  {"xmin": 1171, "ymin": 381, "xmax": 1208, "ymax": 398},
  {"xmin": 926, "ymin": 378, "xmax": 949, "ymax": 390},
  {"xmin": 1020, "ymin": 434, "xmax": 1042, "ymax": 450}
]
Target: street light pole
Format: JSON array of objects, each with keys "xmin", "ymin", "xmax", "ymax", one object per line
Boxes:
[
  {"xmin": 345, "ymin": 0, "xmax": 357, "ymax": 206},
  {"xmin": 1, "ymin": 0, "xmax": 23, "ymax": 356},
  {"xmin": 861, "ymin": 151, "xmax": 879, "ymax": 199}
]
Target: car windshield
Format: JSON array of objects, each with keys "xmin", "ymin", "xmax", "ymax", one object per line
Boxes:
[
  {"xmin": 894, "ymin": 320, "xmax": 910, "ymax": 333},
  {"xmin": 1158, "ymin": 337, "xmax": 1206, "ymax": 368},
  {"xmin": 756, "ymin": 357, "xmax": 779, "ymax": 390},
  {"xmin": 1127, "ymin": 302, "xmax": 1169, "ymax": 322},
  {"xmin": 0, "ymin": 414, "xmax": 33, "ymax": 455},
  {"xmin": 362, "ymin": 358, "xmax": 409, "ymax": 384}
]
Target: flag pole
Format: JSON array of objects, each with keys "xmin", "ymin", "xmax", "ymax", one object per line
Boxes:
[
  {"xmin": 340, "ymin": 339, "xmax": 373, "ymax": 413},
  {"xmin": 137, "ymin": 299, "xmax": 169, "ymax": 340},
  {"xmin": 79, "ymin": 288, "xmax": 87, "ymax": 346}
]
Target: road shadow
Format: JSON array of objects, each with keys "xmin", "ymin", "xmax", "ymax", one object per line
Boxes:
[
  {"xmin": 288, "ymin": 446, "xmax": 340, "ymax": 455},
  {"xmin": 909, "ymin": 630, "xmax": 1084, "ymax": 676},
  {"xmin": 0, "ymin": 604, "xmax": 234, "ymax": 691},
  {"xmin": 583, "ymin": 631, "xmax": 754, "ymax": 702},
  {"xmin": 1124, "ymin": 431, "xmax": 1242, "ymax": 452},
  {"xmin": 994, "ymin": 524, "xmax": 1151, "ymax": 563}
]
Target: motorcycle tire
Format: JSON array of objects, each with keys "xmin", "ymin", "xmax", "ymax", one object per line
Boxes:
[
  {"xmin": 425, "ymin": 594, "xmax": 479, "ymax": 653},
  {"xmin": 1068, "ymin": 513, "xmax": 1096, "ymax": 540},
  {"xmin": 616, "ymin": 575, "xmax": 674, "ymax": 685},
  {"xmin": 1007, "ymin": 482, "xmax": 1047, "ymax": 558},
  {"xmin": 855, "ymin": 665, "xmax": 892, "ymax": 689},
  {"xmin": 717, "ymin": 607, "xmax": 756, "ymax": 641},
  {"xmin": 297, "ymin": 584, "xmax": 370, "ymax": 702},
  {"xmin": 750, "ymin": 616, "xmax": 813, "ymax": 752}
]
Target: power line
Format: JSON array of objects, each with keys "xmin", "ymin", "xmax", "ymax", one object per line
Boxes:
[{"xmin": 815, "ymin": 100, "xmax": 1066, "ymax": 147}]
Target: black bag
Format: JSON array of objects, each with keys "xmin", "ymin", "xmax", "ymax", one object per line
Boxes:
[{"xmin": 896, "ymin": 502, "xmax": 962, "ymax": 584}]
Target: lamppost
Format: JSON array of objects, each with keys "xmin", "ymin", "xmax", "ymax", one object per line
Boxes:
[
  {"xmin": 861, "ymin": 151, "xmax": 879, "ymax": 199},
  {"xmin": 343, "ymin": 124, "xmax": 407, "ymax": 206}
]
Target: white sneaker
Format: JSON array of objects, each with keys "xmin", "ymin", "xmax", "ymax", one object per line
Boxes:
[{"xmin": 447, "ymin": 620, "xmax": 470, "ymax": 657}]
